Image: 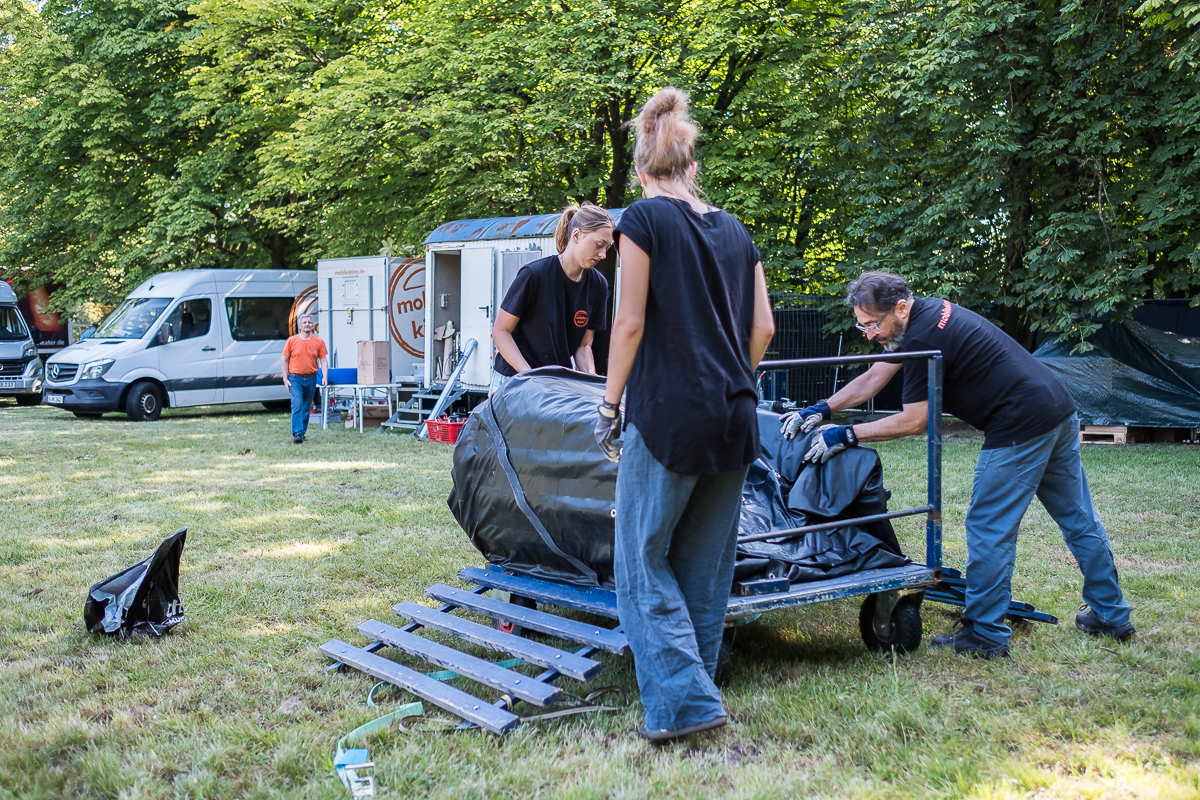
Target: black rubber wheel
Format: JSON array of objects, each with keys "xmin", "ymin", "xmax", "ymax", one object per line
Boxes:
[
  {"xmin": 124, "ymin": 380, "xmax": 163, "ymax": 422},
  {"xmin": 73, "ymin": 411, "xmax": 103, "ymax": 419},
  {"xmin": 495, "ymin": 594, "xmax": 536, "ymax": 635},
  {"xmin": 859, "ymin": 594, "xmax": 923, "ymax": 654},
  {"xmin": 16, "ymin": 393, "xmax": 42, "ymax": 406},
  {"xmin": 262, "ymin": 400, "xmax": 291, "ymax": 412},
  {"xmin": 715, "ymin": 641, "xmax": 733, "ymax": 689}
]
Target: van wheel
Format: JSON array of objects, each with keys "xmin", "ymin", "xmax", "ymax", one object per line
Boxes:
[
  {"xmin": 16, "ymin": 393, "xmax": 42, "ymax": 406},
  {"xmin": 125, "ymin": 381, "xmax": 163, "ymax": 421}
]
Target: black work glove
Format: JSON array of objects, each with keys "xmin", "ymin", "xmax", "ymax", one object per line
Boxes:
[
  {"xmin": 802, "ymin": 423, "xmax": 858, "ymax": 464},
  {"xmin": 595, "ymin": 401, "xmax": 622, "ymax": 463},
  {"xmin": 779, "ymin": 399, "xmax": 832, "ymax": 441}
]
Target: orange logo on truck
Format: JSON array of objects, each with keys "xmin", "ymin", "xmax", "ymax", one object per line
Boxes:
[
  {"xmin": 388, "ymin": 259, "xmax": 427, "ymax": 357},
  {"xmin": 574, "ymin": 310, "xmax": 589, "ymax": 328}
]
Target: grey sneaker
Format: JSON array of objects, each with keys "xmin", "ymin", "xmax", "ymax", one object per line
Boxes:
[
  {"xmin": 930, "ymin": 619, "xmax": 1009, "ymax": 659},
  {"xmin": 1075, "ymin": 606, "xmax": 1135, "ymax": 641},
  {"xmin": 637, "ymin": 715, "xmax": 727, "ymax": 742}
]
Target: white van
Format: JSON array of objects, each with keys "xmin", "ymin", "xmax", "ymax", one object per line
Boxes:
[
  {"xmin": 0, "ymin": 280, "xmax": 44, "ymax": 405},
  {"xmin": 43, "ymin": 269, "xmax": 317, "ymax": 420}
]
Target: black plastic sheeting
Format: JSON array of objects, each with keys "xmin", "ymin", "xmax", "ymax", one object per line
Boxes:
[
  {"xmin": 84, "ymin": 528, "xmax": 186, "ymax": 637},
  {"xmin": 1034, "ymin": 320, "xmax": 1200, "ymax": 428},
  {"xmin": 449, "ymin": 368, "xmax": 909, "ymax": 591}
]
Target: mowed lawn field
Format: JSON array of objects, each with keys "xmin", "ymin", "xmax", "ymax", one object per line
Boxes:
[{"xmin": 1, "ymin": 401, "xmax": 1198, "ymax": 800}]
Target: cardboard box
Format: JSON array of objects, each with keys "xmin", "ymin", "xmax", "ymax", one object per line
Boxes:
[
  {"xmin": 344, "ymin": 404, "xmax": 389, "ymax": 428},
  {"xmin": 357, "ymin": 340, "xmax": 390, "ymax": 385}
]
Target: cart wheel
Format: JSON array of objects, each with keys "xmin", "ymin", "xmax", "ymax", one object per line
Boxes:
[
  {"xmin": 495, "ymin": 594, "xmax": 536, "ymax": 635},
  {"xmin": 859, "ymin": 593, "xmax": 923, "ymax": 654}
]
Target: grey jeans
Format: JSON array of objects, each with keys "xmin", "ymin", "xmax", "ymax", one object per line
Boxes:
[
  {"xmin": 964, "ymin": 413, "xmax": 1131, "ymax": 644},
  {"xmin": 614, "ymin": 424, "xmax": 748, "ymax": 731}
]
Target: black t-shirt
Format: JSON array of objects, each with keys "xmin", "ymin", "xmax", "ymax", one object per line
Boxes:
[
  {"xmin": 898, "ymin": 297, "xmax": 1076, "ymax": 449},
  {"xmin": 615, "ymin": 196, "xmax": 762, "ymax": 475},
  {"xmin": 493, "ymin": 255, "xmax": 609, "ymax": 377}
]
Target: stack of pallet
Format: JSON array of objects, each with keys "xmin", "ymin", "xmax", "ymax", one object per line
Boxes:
[{"xmin": 1079, "ymin": 425, "xmax": 1199, "ymax": 444}]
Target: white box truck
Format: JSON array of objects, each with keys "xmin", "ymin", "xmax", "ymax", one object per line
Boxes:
[
  {"xmin": 43, "ymin": 269, "xmax": 316, "ymax": 420},
  {"xmin": 316, "ymin": 256, "xmax": 425, "ymax": 382}
]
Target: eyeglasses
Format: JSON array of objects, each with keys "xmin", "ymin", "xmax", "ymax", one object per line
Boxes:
[{"xmin": 854, "ymin": 308, "xmax": 893, "ymax": 334}]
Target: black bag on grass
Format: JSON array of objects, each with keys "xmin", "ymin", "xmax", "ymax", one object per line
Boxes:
[{"xmin": 84, "ymin": 527, "xmax": 187, "ymax": 637}]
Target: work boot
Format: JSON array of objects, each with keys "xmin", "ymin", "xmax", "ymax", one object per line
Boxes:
[
  {"xmin": 1075, "ymin": 605, "xmax": 1135, "ymax": 641},
  {"xmin": 930, "ymin": 619, "xmax": 1009, "ymax": 659},
  {"xmin": 293, "ymin": 434, "xmax": 303, "ymax": 444}
]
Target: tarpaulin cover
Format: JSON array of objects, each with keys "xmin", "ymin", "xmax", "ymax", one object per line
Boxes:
[
  {"xmin": 448, "ymin": 368, "xmax": 908, "ymax": 590},
  {"xmin": 1034, "ymin": 320, "xmax": 1200, "ymax": 427},
  {"xmin": 84, "ymin": 528, "xmax": 186, "ymax": 637}
]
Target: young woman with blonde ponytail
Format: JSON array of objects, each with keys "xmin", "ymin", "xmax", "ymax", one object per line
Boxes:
[
  {"xmin": 489, "ymin": 203, "xmax": 614, "ymax": 394},
  {"xmin": 595, "ymin": 87, "xmax": 775, "ymax": 741}
]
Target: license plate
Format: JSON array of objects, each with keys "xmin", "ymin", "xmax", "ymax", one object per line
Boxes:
[
  {"xmin": 46, "ymin": 394, "xmax": 63, "ymax": 404},
  {"xmin": 0, "ymin": 381, "xmax": 15, "ymax": 390}
]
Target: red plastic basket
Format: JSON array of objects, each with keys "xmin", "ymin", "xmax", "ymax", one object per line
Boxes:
[{"xmin": 426, "ymin": 416, "xmax": 467, "ymax": 444}]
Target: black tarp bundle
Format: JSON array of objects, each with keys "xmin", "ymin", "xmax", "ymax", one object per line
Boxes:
[
  {"xmin": 1034, "ymin": 320, "xmax": 1200, "ymax": 427},
  {"xmin": 84, "ymin": 528, "xmax": 187, "ymax": 637},
  {"xmin": 448, "ymin": 368, "xmax": 909, "ymax": 591}
]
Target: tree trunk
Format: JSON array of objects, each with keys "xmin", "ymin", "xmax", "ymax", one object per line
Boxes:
[
  {"xmin": 603, "ymin": 93, "xmax": 634, "ymax": 208},
  {"xmin": 1000, "ymin": 15, "xmax": 1038, "ymax": 350},
  {"xmin": 271, "ymin": 233, "xmax": 287, "ymax": 270}
]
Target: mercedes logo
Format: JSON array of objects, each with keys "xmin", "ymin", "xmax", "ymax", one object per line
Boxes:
[{"xmin": 49, "ymin": 364, "xmax": 59, "ymax": 380}]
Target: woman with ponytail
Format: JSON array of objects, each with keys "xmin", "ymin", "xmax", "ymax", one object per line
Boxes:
[
  {"xmin": 489, "ymin": 203, "xmax": 614, "ymax": 393},
  {"xmin": 595, "ymin": 87, "xmax": 775, "ymax": 741}
]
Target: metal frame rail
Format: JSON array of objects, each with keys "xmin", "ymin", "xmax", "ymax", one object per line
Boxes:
[{"xmin": 756, "ymin": 351, "xmax": 944, "ymax": 579}]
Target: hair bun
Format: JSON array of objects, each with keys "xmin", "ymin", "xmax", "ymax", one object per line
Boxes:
[{"xmin": 633, "ymin": 87, "xmax": 698, "ymax": 183}]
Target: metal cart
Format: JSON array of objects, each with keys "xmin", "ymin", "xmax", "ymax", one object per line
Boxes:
[{"xmin": 323, "ymin": 351, "xmax": 948, "ymax": 734}]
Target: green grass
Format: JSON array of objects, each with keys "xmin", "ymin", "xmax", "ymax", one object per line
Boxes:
[{"xmin": 1, "ymin": 402, "xmax": 1198, "ymax": 799}]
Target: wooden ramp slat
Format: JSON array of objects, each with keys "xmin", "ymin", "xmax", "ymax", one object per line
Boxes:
[
  {"xmin": 357, "ymin": 619, "xmax": 561, "ymax": 707},
  {"xmin": 320, "ymin": 639, "xmax": 519, "ymax": 735},
  {"xmin": 392, "ymin": 601, "xmax": 602, "ymax": 681},
  {"xmin": 425, "ymin": 584, "xmax": 628, "ymax": 655},
  {"xmin": 458, "ymin": 566, "xmax": 620, "ymax": 619}
]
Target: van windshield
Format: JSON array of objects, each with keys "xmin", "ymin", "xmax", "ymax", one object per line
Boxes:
[
  {"xmin": 94, "ymin": 298, "xmax": 173, "ymax": 339},
  {"xmin": 0, "ymin": 306, "xmax": 30, "ymax": 341}
]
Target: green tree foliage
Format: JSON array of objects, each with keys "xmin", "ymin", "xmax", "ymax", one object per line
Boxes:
[
  {"xmin": 181, "ymin": 0, "xmax": 376, "ymax": 269},
  {"xmin": 1, "ymin": 0, "xmax": 1197, "ymax": 341},
  {"xmin": 0, "ymin": 0, "xmax": 203, "ymax": 306},
  {"xmin": 835, "ymin": 0, "xmax": 1200, "ymax": 346},
  {"xmin": 255, "ymin": 0, "xmax": 846, "ymax": 277}
]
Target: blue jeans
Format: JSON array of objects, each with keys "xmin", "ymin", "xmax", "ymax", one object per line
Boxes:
[
  {"xmin": 965, "ymin": 413, "xmax": 1131, "ymax": 644},
  {"xmin": 289, "ymin": 373, "xmax": 318, "ymax": 437},
  {"xmin": 614, "ymin": 424, "xmax": 748, "ymax": 731}
]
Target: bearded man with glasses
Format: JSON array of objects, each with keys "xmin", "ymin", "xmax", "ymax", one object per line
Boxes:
[{"xmin": 778, "ymin": 271, "xmax": 1133, "ymax": 658}]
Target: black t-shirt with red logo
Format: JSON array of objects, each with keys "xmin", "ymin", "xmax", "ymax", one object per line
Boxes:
[
  {"xmin": 493, "ymin": 255, "xmax": 609, "ymax": 377},
  {"xmin": 898, "ymin": 296, "xmax": 1076, "ymax": 449}
]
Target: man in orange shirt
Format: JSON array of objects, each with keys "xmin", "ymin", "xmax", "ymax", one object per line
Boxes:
[{"xmin": 282, "ymin": 314, "xmax": 328, "ymax": 444}]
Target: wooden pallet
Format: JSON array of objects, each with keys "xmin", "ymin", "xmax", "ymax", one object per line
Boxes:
[{"xmin": 1080, "ymin": 425, "xmax": 1200, "ymax": 444}]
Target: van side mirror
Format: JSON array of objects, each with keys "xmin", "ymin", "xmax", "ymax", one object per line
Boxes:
[
  {"xmin": 80, "ymin": 327, "xmax": 95, "ymax": 340},
  {"xmin": 30, "ymin": 328, "xmax": 41, "ymax": 344},
  {"xmin": 155, "ymin": 323, "xmax": 173, "ymax": 346}
]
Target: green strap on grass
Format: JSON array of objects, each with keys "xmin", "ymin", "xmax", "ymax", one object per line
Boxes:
[{"xmin": 336, "ymin": 700, "xmax": 426, "ymax": 760}]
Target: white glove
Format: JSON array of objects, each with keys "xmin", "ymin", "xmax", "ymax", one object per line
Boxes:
[{"xmin": 779, "ymin": 400, "xmax": 832, "ymax": 441}]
